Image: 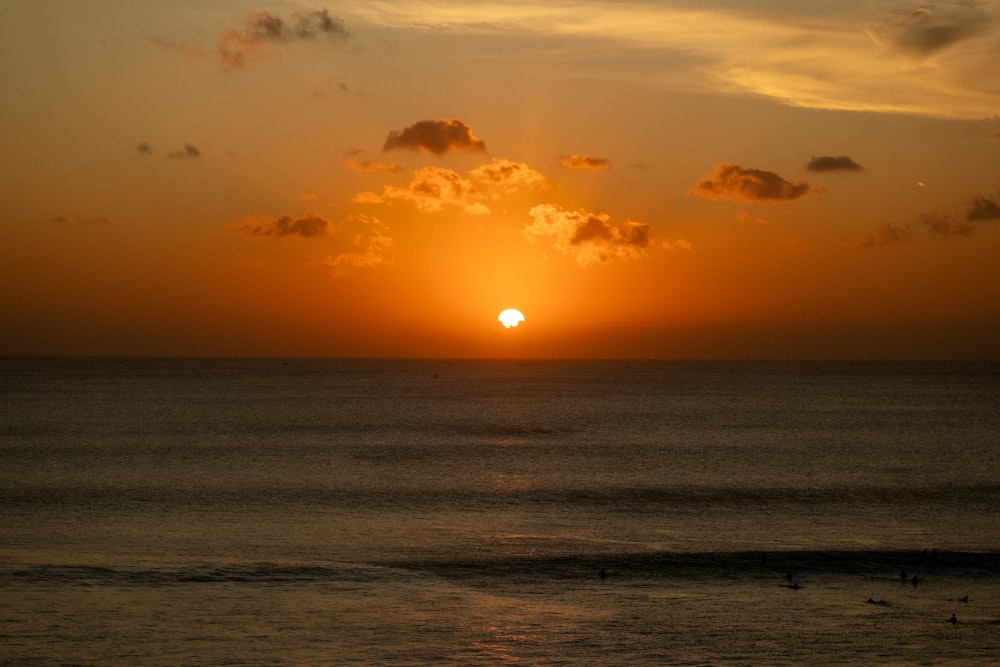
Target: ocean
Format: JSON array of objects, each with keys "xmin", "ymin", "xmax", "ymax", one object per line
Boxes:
[{"xmin": 1, "ymin": 358, "xmax": 998, "ymax": 665}]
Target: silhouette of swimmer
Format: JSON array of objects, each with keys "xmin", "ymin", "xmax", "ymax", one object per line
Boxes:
[
  {"xmin": 959, "ymin": 595, "xmax": 969, "ymax": 603},
  {"xmin": 866, "ymin": 597, "xmax": 888, "ymax": 606},
  {"xmin": 949, "ymin": 613, "xmax": 958, "ymax": 625},
  {"xmin": 911, "ymin": 575, "xmax": 919, "ymax": 587},
  {"xmin": 598, "ymin": 568, "xmax": 608, "ymax": 580},
  {"xmin": 899, "ymin": 569, "xmax": 908, "ymax": 583}
]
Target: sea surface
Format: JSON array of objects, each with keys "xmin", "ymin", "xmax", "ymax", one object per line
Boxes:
[{"xmin": 1, "ymin": 358, "xmax": 998, "ymax": 666}]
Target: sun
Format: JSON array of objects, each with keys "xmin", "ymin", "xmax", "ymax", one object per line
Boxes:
[{"xmin": 498, "ymin": 308, "xmax": 525, "ymax": 328}]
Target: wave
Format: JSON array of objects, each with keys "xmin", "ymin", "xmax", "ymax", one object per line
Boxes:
[{"xmin": 5, "ymin": 550, "xmax": 997, "ymax": 589}]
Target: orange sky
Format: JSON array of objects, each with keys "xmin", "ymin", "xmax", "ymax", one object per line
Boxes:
[{"xmin": 2, "ymin": 1, "xmax": 999, "ymax": 359}]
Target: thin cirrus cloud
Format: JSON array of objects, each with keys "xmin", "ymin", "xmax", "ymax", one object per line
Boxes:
[
  {"xmin": 692, "ymin": 163, "xmax": 814, "ymax": 202},
  {"xmin": 524, "ymin": 204, "xmax": 654, "ymax": 267},
  {"xmin": 383, "ymin": 119, "xmax": 487, "ymax": 155},
  {"xmin": 341, "ymin": 2, "xmax": 1000, "ymax": 119},
  {"xmin": 560, "ymin": 154, "xmax": 610, "ymax": 170},
  {"xmin": 806, "ymin": 156, "xmax": 864, "ymax": 172}
]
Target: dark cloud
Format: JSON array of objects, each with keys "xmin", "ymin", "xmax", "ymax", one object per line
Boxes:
[
  {"xmin": 560, "ymin": 154, "xmax": 610, "ymax": 170},
  {"xmin": 245, "ymin": 9, "xmax": 348, "ymax": 43},
  {"xmin": 871, "ymin": 6, "xmax": 988, "ymax": 56},
  {"xmin": 692, "ymin": 163, "xmax": 813, "ymax": 202},
  {"xmin": 236, "ymin": 214, "xmax": 332, "ymax": 238},
  {"xmin": 167, "ymin": 144, "xmax": 201, "ymax": 159},
  {"xmin": 217, "ymin": 9, "xmax": 349, "ymax": 69},
  {"xmin": 137, "ymin": 141, "xmax": 153, "ymax": 155},
  {"xmin": 920, "ymin": 211, "xmax": 974, "ymax": 239},
  {"xmin": 383, "ymin": 119, "xmax": 487, "ymax": 155},
  {"xmin": 807, "ymin": 155, "xmax": 864, "ymax": 172},
  {"xmin": 966, "ymin": 193, "xmax": 1000, "ymax": 221},
  {"xmin": 525, "ymin": 204, "xmax": 653, "ymax": 266}
]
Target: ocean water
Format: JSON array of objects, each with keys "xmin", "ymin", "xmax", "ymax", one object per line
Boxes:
[{"xmin": 1, "ymin": 358, "xmax": 998, "ymax": 666}]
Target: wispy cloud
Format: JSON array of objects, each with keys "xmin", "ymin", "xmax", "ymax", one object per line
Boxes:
[
  {"xmin": 867, "ymin": 4, "xmax": 990, "ymax": 57},
  {"xmin": 345, "ymin": 158, "xmax": 403, "ymax": 174},
  {"xmin": 155, "ymin": 9, "xmax": 350, "ymax": 69},
  {"xmin": 235, "ymin": 214, "xmax": 332, "ymax": 238},
  {"xmin": 233, "ymin": 213, "xmax": 392, "ymax": 273},
  {"xmin": 167, "ymin": 144, "xmax": 201, "ymax": 159},
  {"xmin": 468, "ymin": 158, "xmax": 548, "ymax": 193},
  {"xmin": 342, "ymin": 2, "xmax": 1000, "ymax": 119},
  {"xmin": 560, "ymin": 154, "xmax": 610, "ymax": 170},
  {"xmin": 854, "ymin": 221, "xmax": 914, "ymax": 248},
  {"xmin": 218, "ymin": 9, "xmax": 350, "ymax": 69},
  {"xmin": 315, "ymin": 214, "xmax": 393, "ymax": 274},
  {"xmin": 383, "ymin": 119, "xmax": 487, "ymax": 155},
  {"xmin": 354, "ymin": 158, "xmax": 547, "ymax": 214},
  {"xmin": 966, "ymin": 193, "xmax": 1000, "ymax": 221},
  {"xmin": 355, "ymin": 166, "xmax": 488, "ymax": 214},
  {"xmin": 525, "ymin": 204, "xmax": 653, "ymax": 266},
  {"xmin": 806, "ymin": 155, "xmax": 864, "ymax": 172},
  {"xmin": 921, "ymin": 211, "xmax": 974, "ymax": 239},
  {"xmin": 692, "ymin": 163, "xmax": 814, "ymax": 202}
]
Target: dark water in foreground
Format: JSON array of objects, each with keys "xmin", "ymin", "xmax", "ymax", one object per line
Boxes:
[{"xmin": 1, "ymin": 358, "xmax": 998, "ymax": 665}]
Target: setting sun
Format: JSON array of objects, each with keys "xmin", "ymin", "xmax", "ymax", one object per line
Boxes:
[{"xmin": 498, "ymin": 308, "xmax": 525, "ymax": 328}]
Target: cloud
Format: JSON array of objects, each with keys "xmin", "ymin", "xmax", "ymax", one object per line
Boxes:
[
  {"xmin": 51, "ymin": 215, "xmax": 110, "ymax": 225},
  {"xmin": 245, "ymin": 9, "xmax": 348, "ymax": 42},
  {"xmin": 137, "ymin": 141, "xmax": 153, "ymax": 155},
  {"xmin": 692, "ymin": 163, "xmax": 814, "ymax": 202},
  {"xmin": 560, "ymin": 154, "xmax": 610, "ymax": 170},
  {"xmin": 525, "ymin": 203, "xmax": 653, "ymax": 266},
  {"xmin": 167, "ymin": 144, "xmax": 201, "ymax": 159},
  {"xmin": 355, "ymin": 165, "xmax": 487, "ymax": 214},
  {"xmin": 341, "ymin": 3, "xmax": 1000, "ymax": 119},
  {"xmin": 920, "ymin": 211, "xmax": 974, "ymax": 239},
  {"xmin": 383, "ymin": 119, "xmax": 487, "ymax": 155},
  {"xmin": 662, "ymin": 238, "xmax": 692, "ymax": 251},
  {"xmin": 468, "ymin": 158, "xmax": 548, "ymax": 192},
  {"xmin": 966, "ymin": 193, "xmax": 1000, "ymax": 221},
  {"xmin": 868, "ymin": 5, "xmax": 989, "ymax": 57},
  {"xmin": 217, "ymin": 9, "xmax": 349, "ymax": 69},
  {"xmin": 354, "ymin": 158, "xmax": 546, "ymax": 213},
  {"xmin": 235, "ymin": 214, "xmax": 332, "ymax": 238},
  {"xmin": 315, "ymin": 214, "xmax": 393, "ymax": 274},
  {"xmin": 345, "ymin": 158, "xmax": 403, "ymax": 173},
  {"xmin": 806, "ymin": 155, "xmax": 864, "ymax": 172},
  {"xmin": 855, "ymin": 222, "xmax": 914, "ymax": 247}
]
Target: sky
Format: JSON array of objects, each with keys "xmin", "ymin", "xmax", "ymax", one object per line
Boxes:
[{"xmin": 2, "ymin": 0, "xmax": 999, "ymax": 359}]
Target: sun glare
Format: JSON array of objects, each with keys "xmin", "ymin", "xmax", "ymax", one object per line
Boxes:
[{"xmin": 498, "ymin": 308, "xmax": 525, "ymax": 328}]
